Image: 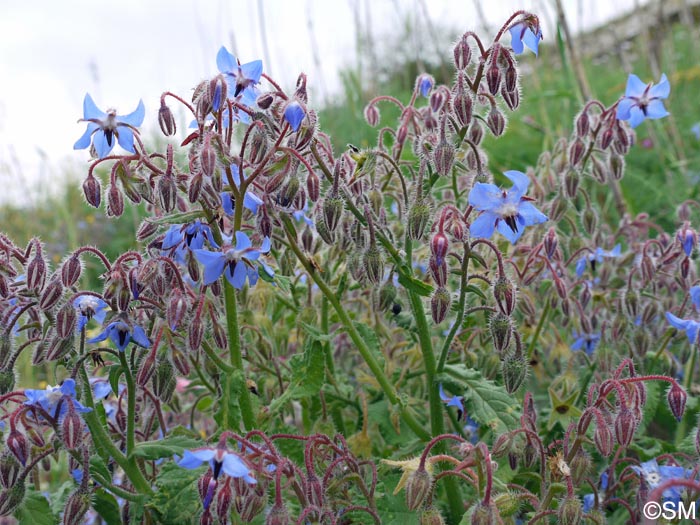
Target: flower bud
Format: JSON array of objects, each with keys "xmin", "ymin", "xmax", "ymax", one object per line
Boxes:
[
  {"xmin": 490, "ymin": 313, "xmax": 512, "ymax": 355},
  {"xmin": 502, "ymin": 351, "xmax": 528, "ymax": 394},
  {"xmin": 590, "ymin": 155, "xmax": 607, "ymax": 184},
  {"xmin": 420, "ymin": 507, "xmax": 445, "ymax": 525},
  {"xmin": 504, "ymin": 65, "xmax": 517, "ymax": 92},
  {"xmin": 0, "ymin": 451, "xmax": 20, "ymax": 489},
  {"xmin": 364, "ymin": 103, "xmax": 380, "ymax": 127},
  {"xmin": 306, "ymin": 474, "xmax": 324, "ymax": 507},
  {"xmin": 105, "ymin": 182, "xmax": 124, "ymax": 217},
  {"xmin": 158, "ymin": 101, "xmax": 177, "ymax": 136},
  {"xmin": 158, "ymin": 174, "xmax": 178, "ymax": 212},
  {"xmin": 7, "ymin": 430, "xmax": 28, "ymax": 466},
  {"xmin": 433, "ymin": 140, "xmax": 455, "ymax": 177},
  {"xmin": 62, "ymin": 490, "xmax": 91, "ymax": 525},
  {"xmin": 82, "ymin": 175, "xmax": 101, "ymax": 208},
  {"xmin": 306, "ymin": 170, "xmax": 320, "ymax": 202},
  {"xmin": 56, "ymin": 301, "xmax": 77, "ymax": 338},
  {"xmin": 568, "ymin": 139, "xmax": 585, "ymax": 168},
  {"xmin": 256, "ymin": 92, "xmax": 274, "ymax": 110},
  {"xmin": 214, "ymin": 479, "xmax": 233, "ymax": 523},
  {"xmin": 431, "ymin": 287, "xmax": 451, "ymax": 324},
  {"xmin": 594, "ymin": 416, "xmax": 614, "ymax": 457},
  {"xmin": 575, "ymin": 111, "xmax": 590, "ymax": 137},
  {"xmin": 61, "ymin": 255, "xmax": 82, "ymax": 287},
  {"xmin": 557, "ymin": 497, "xmax": 582, "ymax": 525},
  {"xmin": 167, "ymin": 290, "xmax": 188, "ymax": 331},
  {"xmin": 564, "ymin": 169, "xmax": 580, "ymax": 199},
  {"xmin": 614, "ymin": 405, "xmax": 636, "ymax": 446},
  {"xmin": 408, "ymin": 201, "xmax": 431, "ymax": 241},
  {"xmin": 609, "ymin": 154, "xmax": 624, "ymax": 181},
  {"xmin": 378, "ymin": 281, "xmax": 398, "ymax": 312},
  {"xmin": 614, "ymin": 125, "xmax": 630, "ymax": 154},
  {"xmin": 471, "ymin": 501, "xmax": 498, "ymax": 525},
  {"xmin": 315, "ymin": 213, "xmax": 334, "ymax": 245},
  {"xmin": 322, "ymin": 194, "xmax": 344, "ymax": 232},
  {"xmin": 363, "ymin": 245, "xmax": 384, "ymax": 285},
  {"xmin": 493, "ymin": 276, "xmax": 516, "ymax": 315},
  {"xmin": 468, "ymin": 120, "xmax": 484, "ymax": 145},
  {"xmin": 582, "ymin": 208, "xmax": 597, "ymax": 236},
  {"xmin": 430, "ymin": 232, "xmax": 449, "ymax": 265},
  {"xmin": 453, "ymin": 35, "xmax": 472, "ymax": 69},
  {"xmin": 569, "ymin": 451, "xmax": 591, "ymax": 485},
  {"xmin": 136, "ymin": 348, "xmax": 157, "ymax": 388},
  {"xmin": 486, "ymin": 64, "xmax": 502, "ymax": 95},
  {"xmin": 62, "ymin": 403, "xmax": 84, "ymax": 449},
  {"xmin": 501, "ymin": 87, "xmax": 520, "ymax": 111},
  {"xmin": 599, "ymin": 128, "xmax": 614, "ymax": 150},
  {"xmin": 668, "ymin": 383, "xmax": 687, "ymax": 422},
  {"xmin": 429, "ymin": 257, "xmax": 447, "ymax": 288},
  {"xmin": 406, "ymin": 468, "xmax": 433, "ymax": 511},
  {"xmin": 46, "ymin": 334, "xmax": 74, "ymax": 361},
  {"xmin": 544, "ymin": 227, "xmax": 558, "ymax": 259},
  {"xmin": 26, "ymin": 245, "xmax": 47, "ymax": 293},
  {"xmin": 199, "ymin": 143, "xmax": 217, "ymax": 178},
  {"xmin": 486, "ymin": 107, "xmax": 505, "ymax": 136},
  {"xmin": 188, "ymin": 173, "xmax": 203, "ymax": 203},
  {"xmin": 39, "ymin": 279, "xmax": 63, "ymax": 311},
  {"xmin": 453, "ymin": 91, "xmax": 473, "ymax": 128},
  {"xmin": 153, "ymin": 358, "xmax": 176, "ymax": 403},
  {"xmin": 0, "ymin": 483, "xmax": 25, "ymax": 516},
  {"xmin": 265, "ymin": 503, "xmax": 291, "ymax": 525}
]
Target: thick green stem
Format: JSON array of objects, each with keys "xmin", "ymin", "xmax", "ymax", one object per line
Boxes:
[
  {"xmin": 527, "ymin": 299, "xmax": 550, "ymax": 360},
  {"xmin": 118, "ymin": 352, "xmax": 137, "ymax": 456}
]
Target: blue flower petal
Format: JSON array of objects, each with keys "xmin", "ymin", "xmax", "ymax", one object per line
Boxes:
[
  {"xmin": 116, "ymin": 127, "xmax": 136, "ymax": 154},
  {"xmin": 74, "ymin": 123, "xmax": 99, "ymax": 150},
  {"xmin": 645, "ymin": 99, "xmax": 669, "ymax": 119},
  {"xmin": 179, "ymin": 449, "xmax": 215, "ymax": 469},
  {"xmin": 234, "ymin": 231, "xmax": 252, "ymax": 251},
  {"xmin": 216, "ymin": 47, "xmax": 237, "ymax": 74},
  {"xmin": 508, "ymin": 24, "xmax": 525, "ymax": 55},
  {"xmin": 627, "ymin": 107, "xmax": 646, "ymax": 128},
  {"xmin": 92, "ymin": 130, "xmax": 114, "ymax": 158},
  {"xmin": 284, "ymin": 101, "xmax": 305, "ymax": 132},
  {"xmin": 666, "ymin": 312, "xmax": 690, "ymax": 331},
  {"xmin": 230, "ymin": 260, "xmax": 248, "ymax": 289},
  {"xmin": 616, "ymin": 98, "xmax": 634, "ymax": 120},
  {"xmin": 131, "ymin": 325, "xmax": 151, "ymax": 348},
  {"xmin": 119, "ymin": 100, "xmax": 145, "ymax": 127},
  {"xmin": 517, "ymin": 202, "xmax": 547, "ymax": 226},
  {"xmin": 690, "ymin": 286, "xmax": 700, "ymax": 310},
  {"xmin": 649, "ymin": 74, "xmax": 670, "ymax": 98},
  {"xmin": 222, "ymin": 453, "xmax": 255, "ymax": 480},
  {"xmin": 83, "ymin": 93, "xmax": 107, "ymax": 120},
  {"xmin": 521, "ymin": 28, "xmax": 540, "ymax": 56},
  {"xmin": 624, "ymin": 74, "xmax": 646, "ymax": 98},
  {"xmin": 194, "ymin": 250, "xmax": 226, "ymax": 285},
  {"xmin": 239, "ymin": 60, "xmax": 263, "ymax": 83},
  {"xmin": 496, "ymin": 219, "xmax": 522, "ymax": 244},
  {"xmin": 468, "ymin": 183, "xmax": 502, "ymax": 211},
  {"xmin": 503, "ymin": 170, "xmax": 530, "ymax": 196},
  {"xmin": 470, "ymin": 212, "xmax": 497, "ymax": 239}
]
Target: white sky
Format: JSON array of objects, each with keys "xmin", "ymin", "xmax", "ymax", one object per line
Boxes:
[{"xmin": 0, "ymin": 0, "xmax": 639, "ymax": 206}]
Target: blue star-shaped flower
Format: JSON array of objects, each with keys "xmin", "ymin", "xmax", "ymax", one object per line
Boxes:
[
  {"xmin": 220, "ymin": 165, "xmax": 263, "ymax": 216},
  {"xmin": 575, "ymin": 245, "xmax": 621, "ymax": 277},
  {"xmin": 216, "ymin": 46, "xmax": 263, "ymax": 99},
  {"xmin": 509, "ymin": 21, "xmax": 542, "ymax": 56},
  {"xmin": 74, "ymin": 94, "xmax": 145, "ymax": 158},
  {"xmin": 632, "ymin": 459, "xmax": 691, "ymax": 505},
  {"xmin": 616, "ymin": 74, "xmax": 670, "ymax": 128},
  {"xmin": 87, "ymin": 320, "xmax": 151, "ymax": 352},
  {"xmin": 193, "ymin": 231, "xmax": 271, "ymax": 289},
  {"xmin": 178, "ymin": 447, "xmax": 256, "ymax": 484},
  {"xmin": 24, "ymin": 379, "xmax": 91, "ymax": 419},
  {"xmin": 468, "ymin": 170, "xmax": 548, "ymax": 244},
  {"xmin": 666, "ymin": 312, "xmax": 700, "ymax": 344},
  {"xmin": 162, "ymin": 220, "xmax": 220, "ymax": 264},
  {"xmin": 439, "ymin": 384, "xmax": 464, "ymax": 413},
  {"xmin": 73, "ymin": 296, "xmax": 109, "ymax": 332},
  {"xmin": 571, "ymin": 330, "xmax": 601, "ymax": 356}
]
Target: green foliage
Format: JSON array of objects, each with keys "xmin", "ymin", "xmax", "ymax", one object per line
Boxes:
[
  {"xmin": 16, "ymin": 489, "xmax": 56, "ymax": 525},
  {"xmin": 147, "ymin": 462, "xmax": 202, "ymax": 525}
]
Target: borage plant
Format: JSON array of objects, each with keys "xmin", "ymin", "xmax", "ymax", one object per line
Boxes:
[{"xmin": 1, "ymin": 9, "xmax": 699, "ymax": 525}]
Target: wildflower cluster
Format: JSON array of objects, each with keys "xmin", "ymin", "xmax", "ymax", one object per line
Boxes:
[{"xmin": 1, "ymin": 8, "xmax": 699, "ymax": 525}]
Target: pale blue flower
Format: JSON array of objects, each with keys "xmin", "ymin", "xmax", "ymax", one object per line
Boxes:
[
  {"xmin": 73, "ymin": 296, "xmax": 109, "ymax": 332},
  {"xmin": 575, "ymin": 245, "xmax": 621, "ymax": 277},
  {"xmin": 509, "ymin": 21, "xmax": 542, "ymax": 56},
  {"xmin": 88, "ymin": 321, "xmax": 151, "ymax": 352},
  {"xmin": 220, "ymin": 164, "xmax": 263, "ymax": 215},
  {"xmin": 24, "ymin": 379, "xmax": 91, "ymax": 419},
  {"xmin": 178, "ymin": 447, "xmax": 256, "ymax": 484},
  {"xmin": 666, "ymin": 312, "xmax": 700, "ymax": 344},
  {"xmin": 616, "ymin": 74, "xmax": 670, "ymax": 128},
  {"xmin": 193, "ymin": 232, "xmax": 271, "ymax": 289},
  {"xmin": 216, "ymin": 46, "xmax": 263, "ymax": 99},
  {"xmin": 284, "ymin": 101, "xmax": 305, "ymax": 132},
  {"xmin": 571, "ymin": 330, "xmax": 600, "ymax": 356}
]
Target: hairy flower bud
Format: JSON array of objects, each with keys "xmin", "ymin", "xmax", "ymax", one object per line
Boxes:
[
  {"xmin": 256, "ymin": 92, "xmax": 274, "ymax": 110},
  {"xmin": 199, "ymin": 143, "xmax": 217, "ymax": 178},
  {"xmin": 590, "ymin": 155, "xmax": 607, "ymax": 184},
  {"xmin": 557, "ymin": 497, "xmax": 582, "ymax": 525},
  {"xmin": 46, "ymin": 334, "xmax": 74, "ymax": 361},
  {"xmin": 153, "ymin": 358, "xmax": 176, "ymax": 403},
  {"xmin": 493, "ymin": 276, "xmax": 516, "ymax": 315},
  {"xmin": 429, "ymin": 257, "xmax": 447, "ymax": 287},
  {"xmin": 453, "ymin": 91, "xmax": 473, "ymax": 128},
  {"xmin": 323, "ymin": 194, "xmax": 344, "ymax": 232},
  {"xmin": 575, "ymin": 111, "xmax": 590, "ymax": 137},
  {"xmin": 430, "ymin": 232, "xmax": 449, "ymax": 265},
  {"xmin": 504, "ymin": 65, "xmax": 517, "ymax": 92},
  {"xmin": 106, "ymin": 182, "xmax": 124, "ymax": 217},
  {"xmin": 420, "ymin": 507, "xmax": 445, "ymax": 525},
  {"xmin": 544, "ymin": 227, "xmax": 558, "ymax": 259},
  {"xmin": 306, "ymin": 170, "xmax": 320, "ymax": 202},
  {"xmin": 406, "ymin": 468, "xmax": 432, "ymax": 511},
  {"xmin": 502, "ymin": 351, "xmax": 528, "ymax": 394},
  {"xmin": 82, "ymin": 175, "xmax": 101, "ymax": 208},
  {"xmin": 490, "ymin": 313, "xmax": 512, "ymax": 355},
  {"xmin": 609, "ymin": 154, "xmax": 624, "ymax": 181},
  {"xmin": 501, "ymin": 86, "xmax": 520, "ymax": 111},
  {"xmin": 7, "ymin": 430, "xmax": 28, "ymax": 467},
  {"xmin": 453, "ymin": 35, "xmax": 472, "ymax": 69},
  {"xmin": 265, "ymin": 503, "xmax": 291, "ymax": 525},
  {"xmin": 408, "ymin": 201, "xmax": 431, "ymax": 241},
  {"xmin": 568, "ymin": 139, "xmax": 585, "ymax": 168},
  {"xmin": 61, "ymin": 255, "xmax": 82, "ymax": 287},
  {"xmin": 564, "ymin": 169, "xmax": 580, "ymax": 199},
  {"xmin": 62, "ymin": 403, "xmax": 84, "ymax": 449},
  {"xmin": 599, "ymin": 128, "xmax": 614, "ymax": 150},
  {"xmin": 582, "ymin": 208, "xmax": 597, "ymax": 236},
  {"xmin": 62, "ymin": 490, "xmax": 91, "ymax": 525},
  {"xmin": 471, "ymin": 501, "xmax": 498, "ymax": 525},
  {"xmin": 26, "ymin": 245, "xmax": 47, "ymax": 293},
  {"xmin": 486, "ymin": 64, "xmax": 502, "ymax": 95},
  {"xmin": 39, "ymin": 279, "xmax": 63, "ymax": 311},
  {"xmin": 668, "ymin": 383, "xmax": 687, "ymax": 422},
  {"xmin": 363, "ymin": 245, "xmax": 384, "ymax": 285},
  {"xmin": 167, "ymin": 290, "xmax": 188, "ymax": 331},
  {"xmin": 158, "ymin": 174, "xmax": 178, "ymax": 212},
  {"xmin": 214, "ymin": 479, "xmax": 233, "ymax": 523},
  {"xmin": 486, "ymin": 107, "xmax": 505, "ymax": 136},
  {"xmin": 468, "ymin": 120, "xmax": 484, "ymax": 145},
  {"xmin": 0, "ymin": 451, "xmax": 20, "ymax": 489},
  {"xmin": 433, "ymin": 140, "xmax": 455, "ymax": 176},
  {"xmin": 431, "ymin": 287, "xmax": 451, "ymax": 324},
  {"xmin": 364, "ymin": 103, "xmax": 380, "ymax": 127},
  {"xmin": 594, "ymin": 416, "xmax": 614, "ymax": 457},
  {"xmin": 0, "ymin": 483, "xmax": 25, "ymax": 516},
  {"xmin": 614, "ymin": 405, "xmax": 637, "ymax": 447},
  {"xmin": 158, "ymin": 101, "xmax": 177, "ymax": 136}
]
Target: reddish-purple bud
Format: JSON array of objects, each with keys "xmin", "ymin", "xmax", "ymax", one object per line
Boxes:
[
  {"xmin": 575, "ymin": 111, "xmax": 590, "ymax": 137},
  {"xmin": 306, "ymin": 171, "xmax": 320, "ymax": 202},
  {"xmin": 397, "ymin": 124, "xmax": 409, "ymax": 146},
  {"xmin": 468, "ymin": 120, "xmax": 484, "ymax": 145},
  {"xmin": 431, "ymin": 287, "xmax": 451, "ymax": 324},
  {"xmin": 609, "ymin": 154, "xmax": 624, "ymax": 181},
  {"xmin": 568, "ymin": 139, "xmax": 585, "ymax": 168},
  {"xmin": 266, "ymin": 503, "xmax": 291, "ymax": 525},
  {"xmin": 453, "ymin": 35, "xmax": 472, "ymax": 69},
  {"xmin": 505, "ymin": 65, "xmax": 517, "ymax": 92},
  {"xmin": 7, "ymin": 430, "xmax": 28, "ymax": 466},
  {"xmin": 564, "ymin": 169, "xmax": 580, "ymax": 199},
  {"xmin": 0, "ymin": 451, "xmax": 20, "ymax": 489},
  {"xmin": 39, "ymin": 279, "xmax": 63, "ymax": 311},
  {"xmin": 26, "ymin": 245, "xmax": 47, "ymax": 293},
  {"xmin": 544, "ymin": 227, "xmax": 558, "ymax": 259},
  {"xmin": 599, "ymin": 128, "xmax": 614, "ymax": 150},
  {"xmin": 136, "ymin": 348, "xmax": 157, "ymax": 387},
  {"xmin": 62, "ymin": 491, "xmax": 90, "ymax": 525},
  {"xmin": 668, "ymin": 383, "xmax": 687, "ymax": 422},
  {"xmin": 430, "ymin": 232, "xmax": 449, "ymax": 265},
  {"xmin": 486, "ymin": 64, "xmax": 502, "ymax": 95},
  {"xmin": 106, "ymin": 183, "xmax": 124, "ymax": 217},
  {"xmin": 593, "ymin": 411, "xmax": 614, "ymax": 457},
  {"xmin": 501, "ymin": 86, "xmax": 520, "ymax": 111},
  {"xmin": 214, "ymin": 479, "xmax": 233, "ymax": 522},
  {"xmin": 171, "ymin": 347, "xmax": 190, "ymax": 376},
  {"xmin": 199, "ymin": 146, "xmax": 217, "ymax": 179},
  {"xmin": 614, "ymin": 405, "xmax": 637, "ymax": 447},
  {"xmin": 158, "ymin": 102, "xmax": 177, "ymax": 137},
  {"xmin": 57, "ymin": 303, "xmax": 77, "ymax": 338},
  {"xmin": 493, "ymin": 276, "xmax": 516, "ymax": 315},
  {"xmin": 256, "ymin": 92, "xmax": 274, "ymax": 110},
  {"xmin": 61, "ymin": 403, "xmax": 84, "ymax": 450},
  {"xmin": 429, "ymin": 91, "xmax": 445, "ymax": 113},
  {"xmin": 429, "ymin": 257, "xmax": 447, "ymax": 287},
  {"xmin": 433, "ymin": 140, "xmax": 455, "ymax": 177},
  {"xmin": 406, "ymin": 468, "xmax": 433, "ymax": 511},
  {"xmin": 82, "ymin": 175, "xmax": 101, "ymax": 208},
  {"xmin": 486, "ymin": 107, "xmax": 505, "ymax": 136},
  {"xmin": 46, "ymin": 334, "xmax": 73, "ymax": 361},
  {"xmin": 167, "ymin": 290, "xmax": 188, "ymax": 331},
  {"xmin": 61, "ymin": 255, "xmax": 82, "ymax": 287},
  {"xmin": 364, "ymin": 103, "xmax": 380, "ymax": 127},
  {"xmin": 189, "ymin": 316, "xmax": 204, "ymax": 352},
  {"xmin": 157, "ymin": 174, "xmax": 177, "ymax": 212},
  {"xmin": 453, "ymin": 91, "xmax": 473, "ymax": 128},
  {"xmin": 590, "ymin": 155, "xmax": 607, "ymax": 184}
]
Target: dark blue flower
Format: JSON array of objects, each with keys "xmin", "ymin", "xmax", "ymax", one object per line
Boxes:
[
  {"xmin": 74, "ymin": 94, "xmax": 145, "ymax": 158},
  {"xmin": 616, "ymin": 74, "xmax": 670, "ymax": 128},
  {"xmin": 284, "ymin": 101, "xmax": 305, "ymax": 132},
  {"xmin": 677, "ymin": 227, "xmax": 697, "ymax": 257},
  {"xmin": 666, "ymin": 312, "xmax": 700, "ymax": 344},
  {"xmin": 179, "ymin": 447, "xmax": 256, "ymax": 484},
  {"xmin": 24, "ymin": 379, "xmax": 91, "ymax": 419},
  {"xmin": 87, "ymin": 320, "xmax": 151, "ymax": 352},
  {"xmin": 193, "ymin": 231, "xmax": 271, "ymax": 289},
  {"xmin": 216, "ymin": 46, "xmax": 263, "ymax": 99},
  {"xmin": 468, "ymin": 170, "xmax": 547, "ymax": 244},
  {"xmin": 73, "ymin": 296, "xmax": 108, "ymax": 332},
  {"xmin": 571, "ymin": 330, "xmax": 601, "ymax": 356},
  {"xmin": 575, "ymin": 245, "xmax": 621, "ymax": 278},
  {"xmin": 509, "ymin": 21, "xmax": 542, "ymax": 56}
]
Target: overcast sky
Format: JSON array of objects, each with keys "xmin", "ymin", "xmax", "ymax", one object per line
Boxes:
[{"xmin": 0, "ymin": 0, "xmax": 639, "ymax": 206}]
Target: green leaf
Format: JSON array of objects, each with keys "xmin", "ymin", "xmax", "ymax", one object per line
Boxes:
[
  {"xmin": 464, "ymin": 284, "xmax": 487, "ymax": 300},
  {"xmin": 90, "ymin": 455, "xmax": 112, "ymax": 483},
  {"xmin": 147, "ymin": 462, "xmax": 200, "ymax": 525},
  {"xmin": 47, "ymin": 481, "xmax": 73, "ymax": 517},
  {"xmin": 269, "ymin": 338, "xmax": 325, "ymax": 413},
  {"xmin": 149, "ymin": 210, "xmax": 206, "ymax": 225},
  {"xmin": 443, "ymin": 365, "xmax": 520, "ymax": 434},
  {"xmin": 130, "ymin": 435, "xmax": 203, "ymax": 461},
  {"xmin": 299, "ymin": 321, "xmax": 333, "ymax": 342},
  {"xmin": 397, "ymin": 272, "xmax": 433, "ymax": 297},
  {"xmin": 93, "ymin": 488, "xmax": 122, "ymax": 525},
  {"xmin": 353, "ymin": 321, "xmax": 385, "ymax": 368},
  {"xmin": 213, "ymin": 371, "xmax": 244, "ymax": 430},
  {"xmin": 108, "ymin": 364, "xmax": 124, "ymax": 402},
  {"xmin": 16, "ymin": 489, "xmax": 56, "ymax": 525}
]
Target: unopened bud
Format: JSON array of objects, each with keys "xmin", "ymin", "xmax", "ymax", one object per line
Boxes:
[
  {"xmin": 575, "ymin": 111, "xmax": 590, "ymax": 137},
  {"xmin": 0, "ymin": 451, "xmax": 20, "ymax": 489},
  {"xmin": 82, "ymin": 175, "xmax": 101, "ymax": 208},
  {"xmin": 557, "ymin": 497, "xmax": 582, "ymax": 525},
  {"xmin": 502, "ymin": 351, "xmax": 528, "ymax": 394},
  {"xmin": 431, "ymin": 287, "xmax": 451, "ymax": 324},
  {"xmin": 486, "ymin": 107, "xmax": 506, "ymax": 136},
  {"xmin": 568, "ymin": 139, "xmax": 585, "ymax": 168},
  {"xmin": 167, "ymin": 290, "xmax": 188, "ymax": 331},
  {"xmin": 433, "ymin": 140, "xmax": 455, "ymax": 176},
  {"xmin": 406, "ymin": 468, "xmax": 433, "ymax": 511},
  {"xmin": 564, "ymin": 169, "xmax": 580, "ymax": 198},
  {"xmin": 0, "ymin": 483, "xmax": 25, "ymax": 516},
  {"xmin": 549, "ymin": 195, "xmax": 568, "ymax": 222},
  {"xmin": 323, "ymin": 195, "xmax": 344, "ymax": 232},
  {"xmin": 590, "ymin": 155, "xmax": 607, "ymax": 183},
  {"xmin": 214, "ymin": 479, "xmax": 233, "ymax": 523},
  {"xmin": 614, "ymin": 405, "xmax": 637, "ymax": 446},
  {"xmin": 582, "ymin": 208, "xmax": 597, "ymax": 236},
  {"xmin": 61, "ymin": 404, "xmax": 84, "ymax": 449},
  {"xmin": 486, "ymin": 64, "xmax": 502, "ymax": 95},
  {"xmin": 256, "ymin": 92, "xmax": 274, "ymax": 110},
  {"xmin": 471, "ymin": 501, "xmax": 498, "ymax": 525},
  {"xmin": 668, "ymin": 383, "xmax": 687, "ymax": 422},
  {"xmin": 504, "ymin": 66, "xmax": 517, "ymax": 92},
  {"xmin": 501, "ymin": 87, "xmax": 520, "ymax": 111},
  {"xmin": 153, "ymin": 358, "xmax": 175, "ymax": 403},
  {"xmin": 363, "ymin": 245, "xmax": 384, "ymax": 285},
  {"xmin": 468, "ymin": 120, "xmax": 484, "ymax": 145},
  {"xmin": 453, "ymin": 35, "xmax": 472, "ymax": 69},
  {"xmin": 429, "ymin": 257, "xmax": 447, "ymax": 287},
  {"xmin": 199, "ymin": 143, "xmax": 217, "ymax": 177},
  {"xmin": 408, "ymin": 201, "xmax": 431, "ymax": 240},
  {"xmin": 364, "ymin": 104, "xmax": 380, "ymax": 127},
  {"xmin": 431, "ymin": 232, "xmax": 449, "ymax": 265},
  {"xmin": 420, "ymin": 507, "xmax": 445, "ymax": 525},
  {"xmin": 599, "ymin": 128, "xmax": 614, "ymax": 150},
  {"xmin": 58, "ymin": 301, "xmax": 78, "ymax": 337},
  {"xmin": 493, "ymin": 276, "xmax": 516, "ymax": 315},
  {"xmin": 158, "ymin": 102, "xmax": 177, "ymax": 136},
  {"xmin": 62, "ymin": 490, "xmax": 91, "ymax": 525},
  {"xmin": 40, "ymin": 279, "xmax": 63, "ymax": 311},
  {"xmin": 7, "ymin": 430, "xmax": 28, "ymax": 466},
  {"xmin": 609, "ymin": 154, "xmax": 624, "ymax": 181},
  {"xmin": 594, "ymin": 416, "xmax": 614, "ymax": 457},
  {"xmin": 453, "ymin": 91, "xmax": 473, "ymax": 128},
  {"xmin": 26, "ymin": 246, "xmax": 47, "ymax": 293},
  {"xmin": 544, "ymin": 227, "xmax": 558, "ymax": 259},
  {"xmin": 158, "ymin": 174, "xmax": 177, "ymax": 212},
  {"xmin": 490, "ymin": 313, "xmax": 512, "ymax": 355},
  {"xmin": 306, "ymin": 171, "xmax": 320, "ymax": 202},
  {"xmin": 61, "ymin": 255, "xmax": 82, "ymax": 287}
]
